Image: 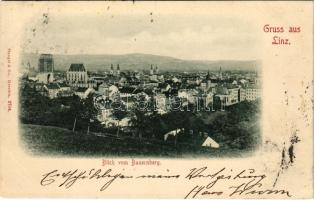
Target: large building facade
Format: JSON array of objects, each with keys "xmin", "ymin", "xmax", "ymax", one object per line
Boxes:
[
  {"xmin": 66, "ymin": 63, "xmax": 89, "ymax": 87},
  {"xmin": 37, "ymin": 54, "xmax": 54, "ymax": 84},
  {"xmin": 245, "ymin": 86, "xmax": 261, "ymax": 101}
]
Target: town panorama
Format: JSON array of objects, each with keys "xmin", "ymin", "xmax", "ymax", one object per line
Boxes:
[{"xmin": 20, "ymin": 53, "xmax": 261, "ymax": 157}]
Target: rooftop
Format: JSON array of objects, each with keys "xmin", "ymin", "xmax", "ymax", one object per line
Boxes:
[
  {"xmin": 69, "ymin": 64, "xmax": 86, "ymax": 72},
  {"xmin": 246, "ymin": 84, "xmax": 261, "ymax": 89},
  {"xmin": 76, "ymin": 87, "xmax": 88, "ymax": 92},
  {"xmin": 39, "ymin": 54, "xmax": 53, "ymax": 59},
  {"xmin": 58, "ymin": 82, "xmax": 70, "ymax": 87},
  {"xmin": 119, "ymin": 87, "xmax": 137, "ymax": 94},
  {"xmin": 45, "ymin": 83, "xmax": 60, "ymax": 90}
]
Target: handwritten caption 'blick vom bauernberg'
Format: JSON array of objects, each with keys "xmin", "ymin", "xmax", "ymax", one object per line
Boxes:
[
  {"xmin": 40, "ymin": 165, "xmax": 292, "ymax": 198},
  {"xmin": 263, "ymin": 24, "xmax": 301, "ymax": 45}
]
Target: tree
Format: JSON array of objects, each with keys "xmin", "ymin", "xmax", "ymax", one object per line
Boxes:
[
  {"xmin": 130, "ymin": 109, "xmax": 148, "ymax": 139},
  {"xmin": 20, "ymin": 83, "xmax": 53, "ymax": 125},
  {"xmin": 81, "ymin": 94, "xmax": 99, "ymax": 134},
  {"xmin": 145, "ymin": 96, "xmax": 162, "ymax": 139},
  {"xmin": 147, "ymin": 110, "xmax": 161, "ymax": 139},
  {"xmin": 19, "ymin": 82, "xmax": 102, "ymax": 133},
  {"xmin": 160, "ymin": 110, "xmax": 190, "ymax": 146},
  {"xmin": 112, "ymin": 104, "xmax": 127, "ymax": 137},
  {"xmin": 68, "ymin": 95, "xmax": 84, "ymax": 132}
]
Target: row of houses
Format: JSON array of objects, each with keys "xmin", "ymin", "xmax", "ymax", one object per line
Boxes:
[
  {"xmin": 215, "ymin": 84, "xmax": 261, "ymax": 110},
  {"xmin": 35, "ymin": 79, "xmax": 260, "ymax": 110}
]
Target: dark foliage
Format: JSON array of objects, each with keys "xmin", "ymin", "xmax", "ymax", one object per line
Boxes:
[
  {"xmin": 20, "ymin": 83, "xmax": 101, "ymax": 132},
  {"xmin": 20, "ymin": 81, "xmax": 261, "ymax": 156}
]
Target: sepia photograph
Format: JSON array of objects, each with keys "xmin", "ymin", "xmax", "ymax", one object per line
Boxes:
[{"xmin": 19, "ymin": 11, "xmax": 262, "ymax": 158}]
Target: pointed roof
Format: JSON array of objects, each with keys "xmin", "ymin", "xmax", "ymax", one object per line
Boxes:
[
  {"xmin": 202, "ymin": 136, "xmax": 219, "ymax": 148},
  {"xmin": 69, "ymin": 64, "xmax": 86, "ymax": 72}
]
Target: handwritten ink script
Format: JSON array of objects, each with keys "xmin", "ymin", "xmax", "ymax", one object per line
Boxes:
[{"xmin": 40, "ymin": 166, "xmax": 291, "ymax": 198}]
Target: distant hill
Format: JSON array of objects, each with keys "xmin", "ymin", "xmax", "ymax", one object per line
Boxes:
[{"xmin": 20, "ymin": 52, "xmax": 261, "ymax": 72}]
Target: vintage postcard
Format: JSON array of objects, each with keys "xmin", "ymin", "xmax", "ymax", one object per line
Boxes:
[{"xmin": 0, "ymin": 1, "xmax": 313, "ymax": 199}]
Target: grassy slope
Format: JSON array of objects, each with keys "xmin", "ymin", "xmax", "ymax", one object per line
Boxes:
[{"xmin": 20, "ymin": 124, "xmax": 248, "ymax": 158}]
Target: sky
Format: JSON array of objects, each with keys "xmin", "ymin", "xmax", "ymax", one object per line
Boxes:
[{"xmin": 22, "ymin": 11, "xmax": 260, "ymax": 60}]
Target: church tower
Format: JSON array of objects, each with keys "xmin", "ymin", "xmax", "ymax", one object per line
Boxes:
[
  {"xmin": 117, "ymin": 64, "xmax": 120, "ymax": 76},
  {"xmin": 155, "ymin": 65, "xmax": 159, "ymax": 74},
  {"xmin": 110, "ymin": 64, "xmax": 114, "ymax": 75},
  {"xmin": 37, "ymin": 54, "xmax": 54, "ymax": 84},
  {"xmin": 150, "ymin": 64, "xmax": 154, "ymax": 75}
]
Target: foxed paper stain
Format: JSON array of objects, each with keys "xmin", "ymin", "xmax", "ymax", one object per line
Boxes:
[
  {"xmin": 264, "ymin": 140, "xmax": 280, "ymax": 152},
  {"xmin": 298, "ymin": 81, "xmax": 311, "ymax": 127},
  {"xmin": 42, "ymin": 13, "xmax": 49, "ymax": 25},
  {"xmin": 273, "ymin": 129, "xmax": 301, "ymax": 187}
]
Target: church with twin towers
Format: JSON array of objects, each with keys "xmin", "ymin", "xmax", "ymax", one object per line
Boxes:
[
  {"xmin": 150, "ymin": 64, "xmax": 159, "ymax": 75},
  {"xmin": 109, "ymin": 63, "xmax": 159, "ymax": 76},
  {"xmin": 109, "ymin": 64, "xmax": 120, "ymax": 76}
]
